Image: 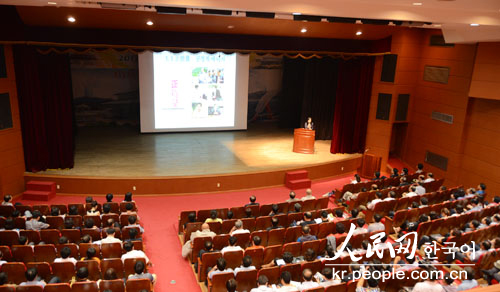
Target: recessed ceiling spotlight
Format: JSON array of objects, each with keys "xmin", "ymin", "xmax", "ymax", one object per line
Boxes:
[
  {"xmin": 470, "ymin": 23, "xmax": 479, "ymax": 26},
  {"xmin": 146, "ymin": 20, "xmax": 154, "ymax": 26},
  {"xmin": 48, "ymin": 1, "xmax": 57, "ymax": 4},
  {"xmin": 356, "ymin": 31, "xmax": 363, "ymax": 36},
  {"xmin": 67, "ymin": 16, "xmax": 76, "ymax": 23},
  {"xmin": 300, "ymin": 28, "xmax": 307, "ymax": 33},
  {"xmin": 292, "ymin": 12, "xmax": 301, "ymax": 15},
  {"xmin": 227, "ymin": 25, "xmax": 235, "ymax": 29},
  {"xmin": 412, "ymin": 2, "xmax": 423, "ymax": 6}
]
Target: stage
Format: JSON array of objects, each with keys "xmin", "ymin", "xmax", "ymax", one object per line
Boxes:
[{"xmin": 25, "ymin": 124, "xmax": 362, "ymax": 194}]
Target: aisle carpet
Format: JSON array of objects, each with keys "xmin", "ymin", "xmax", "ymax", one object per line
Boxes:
[{"xmin": 16, "ymin": 173, "xmax": 357, "ymax": 292}]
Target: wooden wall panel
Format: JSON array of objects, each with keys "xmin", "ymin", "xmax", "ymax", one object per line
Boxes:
[
  {"xmin": 0, "ymin": 45, "xmax": 25, "ymax": 196},
  {"xmin": 470, "ymin": 42, "xmax": 500, "ymax": 100}
]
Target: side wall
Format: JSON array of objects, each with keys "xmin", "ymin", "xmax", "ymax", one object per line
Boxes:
[{"xmin": 0, "ymin": 45, "xmax": 25, "ymax": 196}]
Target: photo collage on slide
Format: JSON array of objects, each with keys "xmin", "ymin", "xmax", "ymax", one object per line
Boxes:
[{"xmin": 191, "ymin": 67, "xmax": 225, "ymax": 118}]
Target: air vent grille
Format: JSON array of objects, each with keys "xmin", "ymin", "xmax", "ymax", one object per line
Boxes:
[
  {"xmin": 425, "ymin": 151, "xmax": 448, "ymax": 171},
  {"xmin": 424, "ymin": 66, "xmax": 450, "ymax": 84},
  {"xmin": 431, "ymin": 111, "xmax": 453, "ymax": 124}
]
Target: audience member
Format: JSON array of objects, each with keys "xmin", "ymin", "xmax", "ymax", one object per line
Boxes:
[
  {"xmin": 234, "ymin": 255, "xmax": 256, "ymax": 275},
  {"xmin": 128, "ymin": 261, "xmax": 155, "ymax": 283},
  {"xmin": 299, "ymin": 269, "xmax": 320, "ymax": 291},
  {"xmin": 250, "ymin": 275, "xmax": 273, "ymax": 292},
  {"xmin": 301, "ymin": 189, "xmax": 315, "ymax": 201},
  {"xmin": 208, "ymin": 258, "xmax": 233, "ymax": 280},
  {"xmin": 457, "ymin": 267, "xmax": 478, "ymax": 291},
  {"xmin": 267, "ymin": 217, "xmax": 283, "ymax": 231},
  {"xmin": 276, "ymin": 271, "xmax": 299, "ymax": 292},
  {"xmin": 230, "ymin": 220, "xmax": 250, "ymax": 236},
  {"xmin": 20, "ymin": 267, "xmax": 47, "ymax": 287},
  {"xmin": 221, "ymin": 236, "xmax": 244, "ymax": 254},
  {"xmin": 297, "ymin": 225, "xmax": 317, "ymax": 243},
  {"xmin": 205, "ymin": 210, "xmax": 223, "ymax": 223},
  {"xmin": 106, "ymin": 193, "xmax": 113, "ymax": 202},
  {"xmin": 1, "ymin": 195, "xmax": 13, "ymax": 206},
  {"xmin": 245, "ymin": 195, "xmax": 259, "ymax": 207},
  {"xmin": 286, "ymin": 191, "xmax": 299, "ymax": 203},
  {"xmin": 367, "ymin": 214, "xmax": 385, "ymax": 233},
  {"xmin": 122, "ymin": 241, "xmax": 150, "ymax": 264},
  {"xmin": 54, "ymin": 246, "xmax": 77, "ymax": 265}
]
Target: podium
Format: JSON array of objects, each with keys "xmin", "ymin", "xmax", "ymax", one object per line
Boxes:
[
  {"xmin": 359, "ymin": 153, "xmax": 381, "ymax": 178},
  {"xmin": 293, "ymin": 128, "xmax": 315, "ymax": 154}
]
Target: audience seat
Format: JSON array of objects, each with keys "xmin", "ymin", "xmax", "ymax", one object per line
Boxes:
[
  {"xmin": 45, "ymin": 216, "xmax": 64, "ymax": 230},
  {"xmin": 250, "ymin": 230, "xmax": 268, "ymax": 246},
  {"xmin": 124, "ymin": 258, "xmax": 146, "ymax": 277},
  {"xmin": 0, "ymin": 287, "xmax": 15, "ymax": 292},
  {"xmin": 301, "ymin": 200, "xmax": 315, "ymax": 212},
  {"xmin": 303, "ymin": 287, "xmax": 324, "ymax": 292},
  {"xmin": 98, "ymin": 279, "xmax": 125, "ymax": 292},
  {"xmin": 0, "ymin": 246, "xmax": 13, "ymax": 261},
  {"xmin": 221, "ymin": 220, "xmax": 237, "ymax": 234},
  {"xmin": 101, "ymin": 243, "xmax": 122, "ymax": 259},
  {"xmin": 208, "ymin": 272, "xmax": 234, "ymax": 292},
  {"xmin": 301, "ymin": 239, "xmax": 322, "ymax": 256},
  {"xmin": 240, "ymin": 218, "xmax": 256, "ymax": 233},
  {"xmin": 317, "ymin": 222, "xmax": 335, "ymax": 239},
  {"xmin": 235, "ymin": 269, "xmax": 258, "ymax": 292},
  {"xmin": 244, "ymin": 248, "xmax": 264, "ymax": 269},
  {"xmin": 40, "ymin": 230, "xmax": 61, "ymax": 245},
  {"xmin": 81, "ymin": 229, "xmax": 101, "ymax": 242},
  {"xmin": 1, "ymin": 262, "xmax": 27, "ymax": 284},
  {"xmin": 34, "ymin": 244, "xmax": 57, "ymax": 263},
  {"xmin": 11, "ymin": 245, "xmax": 35, "ymax": 263},
  {"xmin": 259, "ymin": 205, "xmax": 273, "ymax": 217},
  {"xmin": 101, "ymin": 214, "xmax": 119, "ymax": 228},
  {"xmin": 232, "ymin": 233, "xmax": 250, "ymax": 249},
  {"xmin": 76, "ymin": 260, "xmax": 101, "ymax": 281},
  {"xmin": 274, "ymin": 214, "xmax": 288, "ymax": 229},
  {"xmin": 68, "ymin": 204, "xmax": 85, "ymax": 216},
  {"xmin": 106, "ymin": 202, "xmax": 120, "ymax": 214},
  {"xmin": 183, "ymin": 222, "xmax": 202, "ymax": 243},
  {"xmin": 267, "ymin": 229, "xmax": 285, "ymax": 246},
  {"xmin": 26, "ymin": 262, "xmax": 52, "ymax": 282},
  {"xmin": 61, "ymin": 229, "xmax": 81, "ymax": 244},
  {"xmin": 206, "ymin": 222, "xmax": 221, "ymax": 234},
  {"xmin": 14, "ymin": 217, "xmax": 26, "ymax": 229},
  {"xmin": 66, "ymin": 216, "xmax": 83, "ymax": 228},
  {"xmin": 125, "ymin": 279, "xmax": 152, "ymax": 292},
  {"xmin": 301, "ymin": 260, "xmax": 323, "ymax": 275},
  {"xmin": 257, "ymin": 266, "xmax": 280, "ymax": 285},
  {"xmin": 52, "ymin": 262, "xmax": 76, "ymax": 283},
  {"xmin": 0, "ymin": 231, "xmax": 19, "ymax": 246},
  {"xmin": 100, "ymin": 258, "xmax": 124, "ymax": 279},
  {"xmin": 284, "ymin": 226, "xmax": 302, "ymax": 243},
  {"xmin": 16, "ymin": 286, "xmax": 43, "ymax": 292},
  {"xmin": 119, "ymin": 202, "xmax": 137, "ymax": 213},
  {"xmin": 0, "ymin": 205, "xmax": 15, "ymax": 217},
  {"xmin": 223, "ymin": 250, "xmax": 243, "ymax": 270},
  {"xmin": 71, "ymin": 281, "xmax": 98, "ymax": 292},
  {"xmin": 79, "ymin": 244, "xmax": 101, "ymax": 259},
  {"xmin": 315, "ymin": 197, "xmax": 329, "ymax": 210},
  {"xmin": 83, "ymin": 216, "xmax": 101, "ymax": 228},
  {"xmin": 33, "ymin": 205, "xmax": 50, "ymax": 216},
  {"xmin": 280, "ymin": 263, "xmax": 302, "ymax": 282},
  {"xmin": 51, "ymin": 204, "xmax": 68, "ymax": 215},
  {"xmin": 43, "ymin": 283, "xmax": 71, "ymax": 292},
  {"xmin": 178, "ymin": 210, "xmax": 196, "ymax": 233},
  {"xmin": 255, "ymin": 216, "xmax": 272, "ymax": 232},
  {"xmin": 287, "ymin": 213, "xmax": 303, "ymax": 225},
  {"xmin": 198, "ymin": 252, "xmax": 222, "ymax": 283},
  {"xmin": 56, "ymin": 243, "xmax": 79, "ymax": 259},
  {"xmin": 325, "ymin": 282, "xmax": 347, "ymax": 292},
  {"xmin": 262, "ymin": 245, "xmax": 281, "ymax": 265},
  {"xmin": 213, "ymin": 235, "xmax": 230, "ymax": 251},
  {"xmin": 283, "ymin": 242, "xmax": 301, "ymax": 257}
]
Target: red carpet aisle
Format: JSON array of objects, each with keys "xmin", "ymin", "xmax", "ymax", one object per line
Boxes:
[{"xmin": 16, "ymin": 173, "xmax": 356, "ymax": 292}]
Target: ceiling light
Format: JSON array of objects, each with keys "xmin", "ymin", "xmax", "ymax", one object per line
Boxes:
[
  {"xmin": 470, "ymin": 23, "xmax": 479, "ymax": 26},
  {"xmin": 356, "ymin": 31, "xmax": 362, "ymax": 36},
  {"xmin": 48, "ymin": 1, "xmax": 57, "ymax": 4},
  {"xmin": 300, "ymin": 28, "xmax": 307, "ymax": 33},
  {"xmin": 412, "ymin": 2, "xmax": 423, "ymax": 6},
  {"xmin": 67, "ymin": 16, "xmax": 76, "ymax": 22},
  {"xmin": 292, "ymin": 12, "xmax": 301, "ymax": 15},
  {"xmin": 355, "ymin": 20, "xmax": 363, "ymax": 24},
  {"xmin": 227, "ymin": 25, "xmax": 235, "ymax": 29},
  {"xmin": 146, "ymin": 20, "xmax": 153, "ymax": 26}
]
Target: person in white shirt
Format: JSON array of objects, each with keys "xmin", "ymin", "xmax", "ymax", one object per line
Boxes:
[
  {"xmin": 351, "ymin": 174, "xmax": 362, "ymax": 184},
  {"xmin": 250, "ymin": 275, "xmax": 274, "ymax": 292},
  {"xmin": 415, "ymin": 163, "xmax": 424, "ymax": 174},
  {"xmin": 1, "ymin": 195, "xmax": 13, "ymax": 206},
  {"xmin": 423, "ymin": 173, "xmax": 435, "ymax": 183},
  {"xmin": 54, "ymin": 247, "xmax": 77, "ymax": 266},
  {"xmin": 367, "ymin": 214, "xmax": 385, "ymax": 233},
  {"xmin": 353, "ymin": 218, "xmax": 368, "ymax": 235},
  {"xmin": 367, "ymin": 192, "xmax": 384, "ymax": 210},
  {"xmin": 412, "ymin": 274, "xmax": 444, "ymax": 292},
  {"xmin": 96, "ymin": 228, "xmax": 123, "ymax": 246},
  {"xmin": 384, "ymin": 191, "xmax": 396, "ymax": 201},
  {"xmin": 299, "ymin": 269, "xmax": 320, "ymax": 291},
  {"xmin": 405, "ymin": 186, "xmax": 418, "ymax": 197},
  {"xmin": 121, "ymin": 241, "xmax": 150, "ymax": 265},
  {"xmin": 415, "ymin": 183, "xmax": 426, "ymax": 195},
  {"xmin": 317, "ymin": 267, "xmax": 341, "ymax": 287},
  {"xmin": 20, "ymin": 268, "xmax": 46, "ymax": 287},
  {"xmin": 301, "ymin": 189, "xmax": 316, "ymax": 201},
  {"xmin": 208, "ymin": 258, "xmax": 234, "ymax": 280},
  {"xmin": 276, "ymin": 271, "xmax": 300, "ymax": 292},
  {"xmin": 124, "ymin": 216, "xmax": 144, "ymax": 233},
  {"xmin": 230, "ymin": 220, "xmax": 250, "ymax": 236},
  {"xmin": 234, "ymin": 255, "xmax": 256, "ymax": 275},
  {"xmin": 221, "ymin": 236, "xmax": 244, "ymax": 255}
]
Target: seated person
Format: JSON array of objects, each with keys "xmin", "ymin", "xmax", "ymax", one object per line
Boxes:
[
  {"xmin": 457, "ymin": 268, "xmax": 478, "ymax": 291},
  {"xmin": 0, "ymin": 218, "xmax": 20, "ymax": 234},
  {"xmin": 87, "ymin": 201, "xmax": 100, "ymax": 216},
  {"xmin": 204, "ymin": 210, "xmax": 222, "ymax": 224},
  {"xmin": 367, "ymin": 192, "xmax": 384, "ymax": 210},
  {"xmin": 71, "ymin": 267, "xmax": 91, "ymax": 286},
  {"xmin": 299, "ymin": 269, "xmax": 320, "ymax": 291},
  {"xmin": 125, "ymin": 228, "xmax": 142, "ymax": 242},
  {"xmin": 64, "ymin": 217, "xmax": 77, "ymax": 230},
  {"xmin": 26, "ymin": 210, "xmax": 50, "ymax": 231},
  {"xmin": 194, "ymin": 240, "xmax": 217, "ymax": 271},
  {"xmin": 416, "ymin": 163, "xmax": 424, "ymax": 173},
  {"xmin": 262, "ymin": 251, "xmax": 295, "ymax": 268},
  {"xmin": 267, "ymin": 217, "xmax": 283, "ymax": 231},
  {"xmin": 20, "ymin": 267, "xmax": 46, "ymax": 287},
  {"xmin": 317, "ymin": 210, "xmax": 330, "ymax": 223},
  {"xmin": 303, "ymin": 248, "xmax": 317, "ymax": 262},
  {"xmin": 356, "ymin": 275, "xmax": 381, "ymax": 292},
  {"xmin": 123, "ymin": 192, "xmax": 135, "ymax": 203},
  {"xmin": 288, "ymin": 203, "xmax": 301, "ymax": 214},
  {"xmin": 102, "ymin": 203, "xmax": 118, "ymax": 216},
  {"xmin": 184, "ymin": 212, "xmax": 196, "ymax": 229},
  {"xmin": 245, "ymin": 195, "xmax": 259, "ymax": 207},
  {"xmin": 250, "ymin": 275, "xmax": 273, "ymax": 292},
  {"xmin": 297, "ymin": 225, "xmax": 317, "ymax": 243},
  {"xmin": 367, "ymin": 214, "xmax": 385, "ymax": 233},
  {"xmin": 122, "ymin": 241, "xmax": 150, "ymax": 265},
  {"xmin": 230, "ymin": 219, "xmax": 250, "ymax": 236},
  {"xmin": 424, "ymin": 173, "xmax": 435, "ymax": 183},
  {"xmin": 286, "ymin": 191, "xmax": 299, "ymax": 203},
  {"xmin": 106, "ymin": 193, "xmax": 113, "ymax": 202},
  {"xmin": 124, "ymin": 216, "xmax": 144, "ymax": 233},
  {"xmin": 234, "ymin": 255, "xmax": 256, "ymax": 275},
  {"xmin": 332, "ymin": 209, "xmax": 346, "ymax": 222},
  {"xmin": 1, "ymin": 194, "xmax": 13, "ymax": 206},
  {"xmin": 123, "ymin": 203, "xmax": 139, "ymax": 220},
  {"xmin": 301, "ymin": 189, "xmax": 316, "ymax": 201},
  {"xmin": 351, "ymin": 174, "xmax": 362, "ymax": 184},
  {"xmin": 54, "ymin": 246, "xmax": 77, "ymax": 265},
  {"xmin": 84, "ymin": 218, "xmax": 100, "ymax": 230},
  {"xmin": 299, "ymin": 212, "xmax": 315, "ymax": 227},
  {"xmin": 384, "ymin": 191, "xmax": 396, "ymax": 201},
  {"xmin": 353, "ymin": 218, "xmax": 368, "ymax": 235},
  {"xmin": 268, "ymin": 204, "xmax": 282, "ymax": 217},
  {"xmin": 208, "ymin": 258, "xmax": 233, "ymax": 280},
  {"xmin": 128, "ymin": 261, "xmax": 155, "ymax": 283},
  {"xmin": 244, "ymin": 207, "xmax": 255, "ymax": 219},
  {"xmin": 96, "ymin": 228, "xmax": 123, "ymax": 246},
  {"xmin": 97, "ymin": 268, "xmax": 120, "ymax": 288},
  {"xmin": 276, "ymin": 271, "xmax": 299, "ymax": 292},
  {"xmin": 68, "ymin": 205, "xmax": 79, "ymax": 216},
  {"xmin": 226, "ymin": 279, "xmax": 237, "ymax": 292},
  {"xmin": 415, "ymin": 182, "xmax": 426, "ymax": 195},
  {"xmin": 246, "ymin": 236, "xmax": 264, "ymax": 250},
  {"xmin": 221, "ymin": 236, "xmax": 244, "ymax": 254},
  {"xmin": 317, "ymin": 267, "xmax": 340, "ymax": 287},
  {"xmin": 81, "ymin": 247, "xmax": 101, "ymax": 264}
]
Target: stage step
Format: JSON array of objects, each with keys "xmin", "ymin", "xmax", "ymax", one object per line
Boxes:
[
  {"xmin": 22, "ymin": 190, "xmax": 56, "ymax": 201},
  {"xmin": 26, "ymin": 181, "xmax": 56, "ymax": 192},
  {"xmin": 285, "ymin": 178, "xmax": 312, "ymax": 190},
  {"xmin": 285, "ymin": 170, "xmax": 309, "ymax": 181}
]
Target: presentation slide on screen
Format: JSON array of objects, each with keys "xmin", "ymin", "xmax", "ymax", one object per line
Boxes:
[{"xmin": 139, "ymin": 51, "xmax": 249, "ymax": 133}]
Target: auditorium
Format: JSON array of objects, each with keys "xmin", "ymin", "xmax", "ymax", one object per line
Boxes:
[{"xmin": 1, "ymin": 1, "xmax": 500, "ymax": 292}]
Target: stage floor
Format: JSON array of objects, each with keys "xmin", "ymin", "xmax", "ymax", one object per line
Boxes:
[{"xmin": 33, "ymin": 124, "xmax": 359, "ymax": 177}]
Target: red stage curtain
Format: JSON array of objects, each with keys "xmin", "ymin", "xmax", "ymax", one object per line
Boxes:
[
  {"xmin": 13, "ymin": 45, "xmax": 74, "ymax": 172},
  {"xmin": 330, "ymin": 57, "xmax": 375, "ymax": 154}
]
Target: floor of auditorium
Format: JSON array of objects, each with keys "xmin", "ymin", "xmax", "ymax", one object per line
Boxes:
[
  {"xmin": 16, "ymin": 173, "xmax": 355, "ymax": 292},
  {"xmin": 31, "ymin": 123, "xmax": 359, "ymax": 177}
]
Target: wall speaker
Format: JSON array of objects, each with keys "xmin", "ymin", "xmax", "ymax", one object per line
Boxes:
[
  {"xmin": 376, "ymin": 93, "xmax": 392, "ymax": 120},
  {"xmin": 381, "ymin": 54, "xmax": 397, "ymax": 82},
  {"xmin": 395, "ymin": 94, "xmax": 410, "ymax": 121}
]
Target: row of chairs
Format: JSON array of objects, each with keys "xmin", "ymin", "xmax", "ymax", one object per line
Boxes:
[
  {"xmin": 0, "ymin": 214, "xmax": 139, "ymax": 231},
  {"xmin": 338, "ymin": 173, "xmax": 425, "ymax": 195},
  {"xmin": 0, "ymin": 241, "xmax": 143, "ymax": 264},
  {"xmin": 0, "ymin": 227, "xmax": 141, "ymax": 247},
  {"xmin": 178, "ymin": 197, "xmax": 330, "ymax": 233},
  {"xmin": 0, "ymin": 202, "xmax": 137, "ymax": 219},
  {"xmin": 0, "ymin": 257, "xmax": 148, "ymax": 284},
  {"xmin": 0, "ymin": 279, "xmax": 151, "ymax": 292}
]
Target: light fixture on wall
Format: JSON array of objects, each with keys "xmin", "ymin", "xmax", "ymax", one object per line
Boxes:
[
  {"xmin": 67, "ymin": 16, "xmax": 76, "ymax": 22},
  {"xmin": 146, "ymin": 20, "xmax": 154, "ymax": 26},
  {"xmin": 300, "ymin": 28, "xmax": 307, "ymax": 33}
]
